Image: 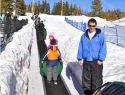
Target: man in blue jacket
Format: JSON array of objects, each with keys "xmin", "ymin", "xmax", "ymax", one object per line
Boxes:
[{"xmin": 77, "ymin": 18, "xmax": 107, "ymax": 95}]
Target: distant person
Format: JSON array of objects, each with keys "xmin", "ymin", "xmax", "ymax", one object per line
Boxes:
[
  {"xmin": 36, "ymin": 20, "xmax": 45, "ymax": 40},
  {"xmin": 42, "ymin": 39, "xmax": 62, "ymax": 84},
  {"xmin": 47, "ymin": 32, "xmax": 58, "ymax": 49},
  {"xmin": 11, "ymin": 13, "xmax": 14, "ymax": 20},
  {"xmin": 5, "ymin": 11, "xmax": 11, "ymax": 21},
  {"xmin": 39, "ymin": 20, "xmax": 44, "ymax": 30},
  {"xmin": 1, "ymin": 14, "xmax": 5, "ymax": 21},
  {"xmin": 35, "ymin": 17, "xmax": 40, "ymax": 27},
  {"xmin": 77, "ymin": 18, "xmax": 107, "ymax": 95},
  {"xmin": 35, "ymin": 13, "xmax": 38, "ymax": 19}
]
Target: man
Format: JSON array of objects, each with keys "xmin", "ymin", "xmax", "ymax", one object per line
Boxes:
[
  {"xmin": 35, "ymin": 17, "xmax": 40, "ymax": 28},
  {"xmin": 11, "ymin": 13, "xmax": 14, "ymax": 20},
  {"xmin": 77, "ymin": 18, "xmax": 107, "ymax": 95},
  {"xmin": 36, "ymin": 19, "xmax": 45, "ymax": 58},
  {"xmin": 37, "ymin": 20, "xmax": 44, "ymax": 40}
]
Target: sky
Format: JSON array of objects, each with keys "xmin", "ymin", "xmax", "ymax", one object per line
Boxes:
[{"xmin": 25, "ymin": 0, "xmax": 125, "ymax": 12}]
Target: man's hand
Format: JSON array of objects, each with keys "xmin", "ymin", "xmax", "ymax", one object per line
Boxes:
[
  {"xmin": 97, "ymin": 60, "xmax": 103, "ymax": 65},
  {"xmin": 78, "ymin": 60, "xmax": 83, "ymax": 66}
]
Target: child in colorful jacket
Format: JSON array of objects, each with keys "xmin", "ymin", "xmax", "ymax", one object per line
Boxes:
[
  {"xmin": 47, "ymin": 32, "xmax": 58, "ymax": 49},
  {"xmin": 42, "ymin": 39, "xmax": 62, "ymax": 84}
]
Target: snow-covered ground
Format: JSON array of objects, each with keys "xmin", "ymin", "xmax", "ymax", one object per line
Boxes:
[
  {"xmin": 40, "ymin": 14, "xmax": 125, "ymax": 86},
  {"xmin": 0, "ymin": 14, "xmax": 125, "ymax": 95},
  {"xmin": 113, "ymin": 18, "xmax": 125, "ymax": 26},
  {"xmin": 0, "ymin": 16, "xmax": 33, "ymax": 95}
]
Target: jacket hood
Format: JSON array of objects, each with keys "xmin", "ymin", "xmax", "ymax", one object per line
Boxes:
[
  {"xmin": 86, "ymin": 28, "xmax": 101, "ymax": 34},
  {"xmin": 85, "ymin": 28, "xmax": 102, "ymax": 38}
]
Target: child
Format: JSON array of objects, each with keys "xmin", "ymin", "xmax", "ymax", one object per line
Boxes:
[
  {"xmin": 42, "ymin": 39, "xmax": 62, "ymax": 84},
  {"xmin": 47, "ymin": 32, "xmax": 58, "ymax": 49}
]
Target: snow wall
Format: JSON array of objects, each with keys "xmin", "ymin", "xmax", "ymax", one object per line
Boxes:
[{"xmin": 0, "ymin": 16, "xmax": 33, "ymax": 95}]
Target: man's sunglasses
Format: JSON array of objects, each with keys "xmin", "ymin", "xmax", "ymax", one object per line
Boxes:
[{"xmin": 89, "ymin": 25, "xmax": 96, "ymax": 27}]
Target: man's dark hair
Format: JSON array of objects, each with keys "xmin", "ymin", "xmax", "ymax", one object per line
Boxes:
[{"xmin": 88, "ymin": 18, "xmax": 97, "ymax": 25}]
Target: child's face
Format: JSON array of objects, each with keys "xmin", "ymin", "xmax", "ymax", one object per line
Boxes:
[{"xmin": 49, "ymin": 36, "xmax": 54, "ymax": 40}]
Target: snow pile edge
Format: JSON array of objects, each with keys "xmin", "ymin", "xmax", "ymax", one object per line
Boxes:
[{"xmin": 0, "ymin": 17, "xmax": 33, "ymax": 95}]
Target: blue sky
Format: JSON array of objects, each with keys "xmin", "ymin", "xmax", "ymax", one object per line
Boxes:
[{"xmin": 25, "ymin": 0, "xmax": 125, "ymax": 12}]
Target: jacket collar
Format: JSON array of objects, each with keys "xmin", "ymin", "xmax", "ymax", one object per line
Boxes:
[
  {"xmin": 85, "ymin": 28, "xmax": 101, "ymax": 39},
  {"xmin": 50, "ymin": 46, "xmax": 58, "ymax": 51}
]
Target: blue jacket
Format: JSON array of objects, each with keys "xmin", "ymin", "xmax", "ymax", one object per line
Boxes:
[
  {"xmin": 42, "ymin": 46, "xmax": 62, "ymax": 66},
  {"xmin": 77, "ymin": 28, "xmax": 107, "ymax": 61}
]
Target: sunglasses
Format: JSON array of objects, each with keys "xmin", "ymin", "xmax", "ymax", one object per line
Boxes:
[{"xmin": 89, "ymin": 25, "xmax": 96, "ymax": 27}]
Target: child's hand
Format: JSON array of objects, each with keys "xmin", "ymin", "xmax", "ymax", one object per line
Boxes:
[
  {"xmin": 41, "ymin": 61, "xmax": 44, "ymax": 68},
  {"xmin": 60, "ymin": 60, "xmax": 63, "ymax": 63},
  {"xmin": 41, "ymin": 61, "xmax": 44, "ymax": 63},
  {"xmin": 60, "ymin": 60, "xmax": 63, "ymax": 65}
]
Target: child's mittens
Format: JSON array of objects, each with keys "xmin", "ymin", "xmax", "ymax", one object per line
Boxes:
[
  {"xmin": 41, "ymin": 61, "xmax": 44, "ymax": 68},
  {"xmin": 41, "ymin": 61, "xmax": 44, "ymax": 63}
]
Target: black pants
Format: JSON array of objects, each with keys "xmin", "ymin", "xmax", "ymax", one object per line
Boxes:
[{"xmin": 82, "ymin": 60, "xmax": 103, "ymax": 95}]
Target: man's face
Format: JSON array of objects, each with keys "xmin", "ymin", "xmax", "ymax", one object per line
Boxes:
[{"xmin": 88, "ymin": 22, "xmax": 96, "ymax": 32}]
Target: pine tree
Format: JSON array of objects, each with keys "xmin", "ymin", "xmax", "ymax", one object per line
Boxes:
[
  {"xmin": 27, "ymin": 5, "xmax": 31, "ymax": 12},
  {"xmin": 34, "ymin": 3, "xmax": 38, "ymax": 14},
  {"xmin": 73, "ymin": 4, "xmax": 78, "ymax": 15},
  {"xmin": 65, "ymin": 1, "xmax": 69, "ymax": 15},
  {"xmin": 1, "ymin": 0, "xmax": 14, "ymax": 13},
  {"xmin": 78, "ymin": 6, "xmax": 82, "ymax": 15},
  {"xmin": 37, "ymin": 0, "xmax": 41, "ymax": 14},
  {"xmin": 91, "ymin": 0, "xmax": 103, "ymax": 17},
  {"xmin": 51, "ymin": 3, "xmax": 56, "ymax": 15},
  {"xmin": 81, "ymin": 9, "xmax": 84, "ymax": 15},
  {"xmin": 40, "ymin": 0, "xmax": 50, "ymax": 14},
  {"xmin": 63, "ymin": 2, "xmax": 66, "ymax": 15},
  {"xmin": 55, "ymin": 2, "xmax": 61, "ymax": 15},
  {"xmin": 69, "ymin": 4, "xmax": 73, "ymax": 15},
  {"xmin": 100, "ymin": 11, "xmax": 105, "ymax": 18},
  {"xmin": 45, "ymin": 3, "xmax": 50, "ymax": 14},
  {"xmin": 41, "ymin": 0, "xmax": 45, "ymax": 13},
  {"xmin": 51, "ymin": 1, "xmax": 83, "ymax": 15},
  {"xmin": 16, "ymin": 0, "xmax": 26, "ymax": 15}
]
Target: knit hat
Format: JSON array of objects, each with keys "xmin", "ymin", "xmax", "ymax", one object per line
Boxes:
[
  {"xmin": 49, "ymin": 32, "xmax": 55, "ymax": 38},
  {"xmin": 50, "ymin": 39, "xmax": 56, "ymax": 45}
]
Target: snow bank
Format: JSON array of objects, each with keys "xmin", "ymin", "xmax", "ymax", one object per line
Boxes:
[
  {"xmin": 113, "ymin": 18, "xmax": 125, "ymax": 26},
  {"xmin": 0, "ymin": 17, "xmax": 33, "ymax": 95},
  {"xmin": 66, "ymin": 15, "xmax": 113, "ymax": 27},
  {"xmin": 25, "ymin": 13, "xmax": 32, "ymax": 17}
]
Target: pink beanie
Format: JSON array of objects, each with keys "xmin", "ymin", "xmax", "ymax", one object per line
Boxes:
[{"xmin": 49, "ymin": 32, "xmax": 55, "ymax": 38}]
